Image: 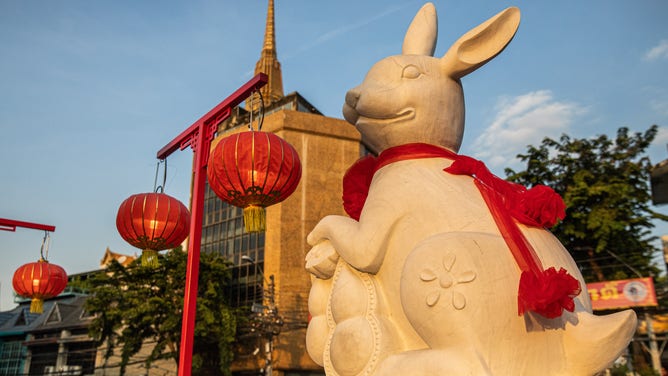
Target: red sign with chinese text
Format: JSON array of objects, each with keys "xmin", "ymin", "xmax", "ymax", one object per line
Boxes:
[{"xmin": 586, "ymin": 277, "xmax": 657, "ymax": 310}]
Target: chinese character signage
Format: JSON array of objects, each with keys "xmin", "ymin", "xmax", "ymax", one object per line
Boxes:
[{"xmin": 586, "ymin": 277, "xmax": 657, "ymax": 310}]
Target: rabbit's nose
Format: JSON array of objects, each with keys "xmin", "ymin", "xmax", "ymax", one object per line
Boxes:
[{"xmin": 345, "ymin": 89, "xmax": 361, "ymax": 109}]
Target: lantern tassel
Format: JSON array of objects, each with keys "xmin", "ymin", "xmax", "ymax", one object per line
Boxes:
[
  {"xmin": 243, "ymin": 205, "xmax": 266, "ymax": 232},
  {"xmin": 142, "ymin": 249, "xmax": 160, "ymax": 268},
  {"xmin": 30, "ymin": 298, "xmax": 44, "ymax": 314}
]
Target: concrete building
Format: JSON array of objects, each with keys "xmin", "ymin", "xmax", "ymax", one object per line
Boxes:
[
  {"xmin": 202, "ymin": 1, "xmax": 362, "ymax": 375},
  {"xmin": 0, "ymin": 294, "xmax": 96, "ymax": 375}
]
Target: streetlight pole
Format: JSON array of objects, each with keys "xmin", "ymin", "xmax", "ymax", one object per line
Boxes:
[{"xmin": 156, "ymin": 74, "xmax": 267, "ymax": 376}]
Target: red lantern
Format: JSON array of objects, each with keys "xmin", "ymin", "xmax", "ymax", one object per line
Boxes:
[
  {"xmin": 116, "ymin": 192, "xmax": 190, "ymax": 267},
  {"xmin": 207, "ymin": 130, "xmax": 301, "ymax": 232},
  {"xmin": 13, "ymin": 259, "xmax": 68, "ymax": 313}
]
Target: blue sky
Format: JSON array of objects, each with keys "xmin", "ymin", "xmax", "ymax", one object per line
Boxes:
[{"xmin": 1, "ymin": 0, "xmax": 667, "ymax": 310}]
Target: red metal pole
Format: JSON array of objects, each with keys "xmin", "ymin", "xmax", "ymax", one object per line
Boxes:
[
  {"xmin": 178, "ymin": 125, "xmax": 207, "ymax": 376},
  {"xmin": 0, "ymin": 218, "xmax": 55, "ymax": 232},
  {"xmin": 156, "ymin": 74, "xmax": 267, "ymax": 376}
]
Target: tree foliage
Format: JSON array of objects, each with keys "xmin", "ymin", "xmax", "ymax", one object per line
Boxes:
[
  {"xmin": 506, "ymin": 125, "xmax": 667, "ymax": 282},
  {"xmin": 83, "ymin": 248, "xmax": 239, "ymax": 375}
]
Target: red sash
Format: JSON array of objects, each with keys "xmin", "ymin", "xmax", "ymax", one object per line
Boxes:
[{"xmin": 342, "ymin": 143, "xmax": 580, "ymax": 319}]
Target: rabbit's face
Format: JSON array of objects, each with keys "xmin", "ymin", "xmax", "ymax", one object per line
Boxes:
[
  {"xmin": 343, "ymin": 55, "xmax": 464, "ymax": 154},
  {"xmin": 340, "ymin": 3, "xmax": 520, "ymax": 155}
]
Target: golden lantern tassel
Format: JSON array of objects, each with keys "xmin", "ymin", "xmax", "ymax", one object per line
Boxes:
[
  {"xmin": 243, "ymin": 205, "xmax": 266, "ymax": 232},
  {"xmin": 30, "ymin": 298, "xmax": 44, "ymax": 314},
  {"xmin": 142, "ymin": 249, "xmax": 159, "ymax": 268}
]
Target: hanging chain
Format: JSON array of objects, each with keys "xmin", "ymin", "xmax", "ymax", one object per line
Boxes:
[
  {"xmin": 40, "ymin": 231, "xmax": 51, "ymax": 261},
  {"xmin": 247, "ymin": 90, "xmax": 266, "ymax": 132},
  {"xmin": 154, "ymin": 159, "xmax": 167, "ymax": 193},
  {"xmin": 248, "ymin": 92, "xmax": 254, "ymax": 131},
  {"xmin": 257, "ymin": 89, "xmax": 265, "ymax": 131}
]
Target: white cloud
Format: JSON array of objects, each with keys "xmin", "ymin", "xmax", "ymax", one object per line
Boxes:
[
  {"xmin": 650, "ymin": 126, "xmax": 668, "ymax": 165},
  {"xmin": 653, "ymin": 126, "xmax": 668, "ymax": 146},
  {"xmin": 651, "ymin": 98, "xmax": 668, "ymax": 117},
  {"xmin": 644, "ymin": 40, "xmax": 668, "ymax": 61},
  {"xmin": 470, "ymin": 90, "xmax": 586, "ymax": 171}
]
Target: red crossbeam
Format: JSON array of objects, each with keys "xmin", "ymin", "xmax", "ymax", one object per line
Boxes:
[{"xmin": 0, "ymin": 218, "xmax": 55, "ymax": 232}]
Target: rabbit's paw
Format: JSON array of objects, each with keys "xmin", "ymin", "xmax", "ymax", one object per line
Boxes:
[
  {"xmin": 305, "ymin": 240, "xmax": 339, "ymax": 279},
  {"xmin": 307, "ymin": 215, "xmax": 357, "ymax": 245}
]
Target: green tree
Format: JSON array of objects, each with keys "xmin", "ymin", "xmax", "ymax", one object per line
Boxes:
[
  {"xmin": 506, "ymin": 125, "xmax": 668, "ymax": 282},
  {"xmin": 83, "ymin": 248, "xmax": 239, "ymax": 375}
]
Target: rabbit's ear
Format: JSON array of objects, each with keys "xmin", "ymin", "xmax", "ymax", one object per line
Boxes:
[
  {"xmin": 441, "ymin": 7, "xmax": 520, "ymax": 79},
  {"xmin": 402, "ymin": 3, "xmax": 438, "ymax": 56}
]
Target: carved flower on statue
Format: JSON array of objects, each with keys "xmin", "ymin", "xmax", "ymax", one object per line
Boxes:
[{"xmin": 419, "ymin": 253, "xmax": 476, "ymax": 310}]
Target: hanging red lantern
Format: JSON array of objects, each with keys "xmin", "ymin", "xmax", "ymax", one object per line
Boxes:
[
  {"xmin": 13, "ymin": 259, "xmax": 68, "ymax": 313},
  {"xmin": 207, "ymin": 130, "xmax": 301, "ymax": 232},
  {"xmin": 116, "ymin": 192, "xmax": 190, "ymax": 267}
]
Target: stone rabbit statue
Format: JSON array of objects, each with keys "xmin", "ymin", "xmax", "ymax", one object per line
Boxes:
[{"xmin": 305, "ymin": 3, "xmax": 637, "ymax": 375}]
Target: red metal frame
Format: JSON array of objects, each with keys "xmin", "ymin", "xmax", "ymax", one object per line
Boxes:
[
  {"xmin": 157, "ymin": 73, "xmax": 267, "ymax": 376},
  {"xmin": 0, "ymin": 218, "xmax": 55, "ymax": 232}
]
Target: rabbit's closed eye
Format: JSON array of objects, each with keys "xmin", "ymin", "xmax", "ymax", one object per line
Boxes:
[{"xmin": 401, "ymin": 65, "xmax": 422, "ymax": 79}]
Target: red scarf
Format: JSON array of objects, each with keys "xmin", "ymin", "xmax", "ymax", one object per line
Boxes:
[{"xmin": 342, "ymin": 143, "xmax": 580, "ymax": 319}]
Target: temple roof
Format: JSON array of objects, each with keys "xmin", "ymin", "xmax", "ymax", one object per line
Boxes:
[{"xmin": 100, "ymin": 246, "xmax": 136, "ymax": 268}]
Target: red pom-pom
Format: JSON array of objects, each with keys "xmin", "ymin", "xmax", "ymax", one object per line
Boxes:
[
  {"xmin": 518, "ymin": 267, "xmax": 581, "ymax": 319},
  {"xmin": 512, "ymin": 185, "xmax": 566, "ymax": 228}
]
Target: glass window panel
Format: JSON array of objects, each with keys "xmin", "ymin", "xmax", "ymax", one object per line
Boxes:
[{"xmin": 250, "ymin": 234, "xmax": 257, "ymax": 249}]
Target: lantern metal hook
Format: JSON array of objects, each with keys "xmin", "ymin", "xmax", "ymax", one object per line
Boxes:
[
  {"xmin": 247, "ymin": 89, "xmax": 265, "ymax": 132},
  {"xmin": 154, "ymin": 159, "xmax": 167, "ymax": 193},
  {"xmin": 40, "ymin": 231, "xmax": 51, "ymax": 261},
  {"xmin": 257, "ymin": 89, "xmax": 265, "ymax": 131}
]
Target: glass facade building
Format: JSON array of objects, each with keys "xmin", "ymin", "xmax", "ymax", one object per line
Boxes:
[{"xmin": 201, "ymin": 184, "xmax": 265, "ymax": 307}]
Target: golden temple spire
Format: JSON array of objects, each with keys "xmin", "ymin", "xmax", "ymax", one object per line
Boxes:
[
  {"xmin": 247, "ymin": 0, "xmax": 284, "ymax": 112},
  {"xmin": 263, "ymin": 0, "xmax": 277, "ymax": 53}
]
